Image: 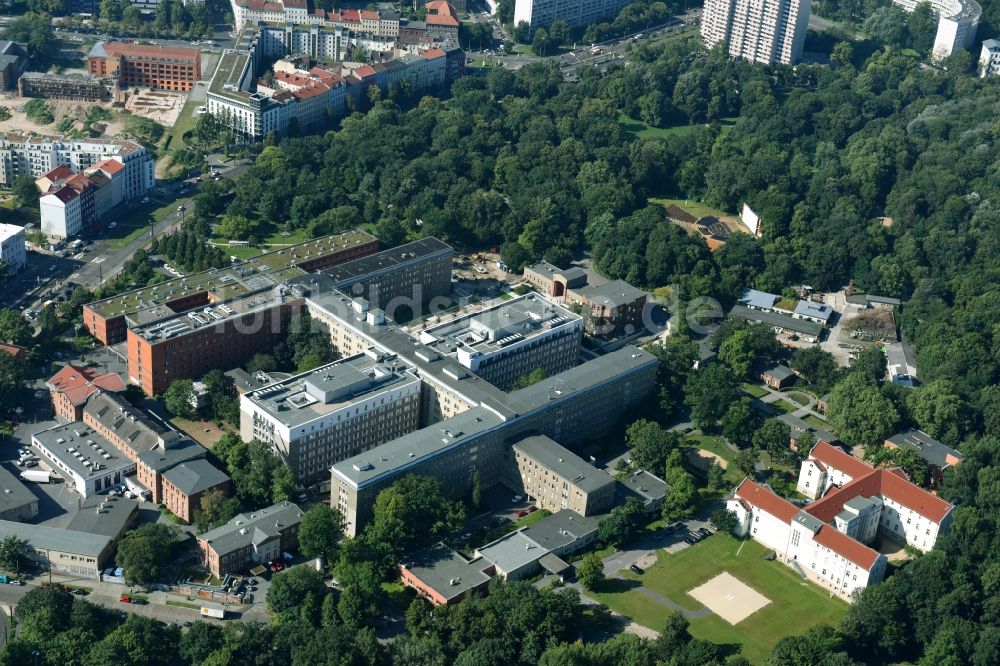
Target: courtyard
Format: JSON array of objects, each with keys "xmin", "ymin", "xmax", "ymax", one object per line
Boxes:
[{"xmin": 589, "ymin": 534, "xmax": 848, "ymax": 663}]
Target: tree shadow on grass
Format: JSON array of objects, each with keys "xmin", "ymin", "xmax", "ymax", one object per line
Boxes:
[{"xmin": 593, "ymin": 577, "xmax": 642, "ymax": 594}]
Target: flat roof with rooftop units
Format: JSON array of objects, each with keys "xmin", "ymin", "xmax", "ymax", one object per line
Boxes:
[
  {"xmin": 244, "ymin": 352, "xmax": 420, "ymax": 430},
  {"xmin": 419, "ymin": 293, "xmax": 580, "ymax": 362},
  {"xmin": 32, "ymin": 421, "xmax": 136, "ymax": 496},
  {"xmin": 322, "ymin": 237, "xmax": 453, "ymax": 286},
  {"xmin": 86, "ymin": 230, "xmax": 377, "ymax": 322},
  {"xmin": 332, "ymin": 405, "xmax": 507, "ymax": 488}
]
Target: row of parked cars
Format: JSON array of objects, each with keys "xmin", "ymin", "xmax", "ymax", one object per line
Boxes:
[{"xmin": 683, "ymin": 527, "xmax": 713, "ymax": 545}]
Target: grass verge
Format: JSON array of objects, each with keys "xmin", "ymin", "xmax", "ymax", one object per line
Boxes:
[
  {"xmin": 166, "ymin": 599, "xmax": 202, "ymax": 610},
  {"xmin": 590, "ymin": 535, "xmax": 848, "ymax": 663}
]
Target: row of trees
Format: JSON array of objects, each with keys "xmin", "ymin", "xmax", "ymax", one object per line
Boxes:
[{"xmin": 150, "ymin": 231, "xmax": 231, "ymax": 273}]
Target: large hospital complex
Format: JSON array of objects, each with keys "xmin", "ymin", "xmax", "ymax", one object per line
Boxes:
[{"xmin": 82, "ymin": 231, "xmax": 657, "ymax": 536}]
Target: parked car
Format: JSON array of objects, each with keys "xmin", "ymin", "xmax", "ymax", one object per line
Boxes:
[
  {"xmin": 8, "ymin": 580, "xmax": 22, "ymax": 586},
  {"xmin": 697, "ymin": 528, "xmax": 711, "ymax": 538},
  {"xmin": 684, "ymin": 536, "xmax": 696, "ymax": 545},
  {"xmin": 510, "ymin": 495, "xmax": 522, "ymax": 502},
  {"xmin": 72, "ymin": 588, "xmax": 87, "ymax": 595},
  {"xmin": 629, "ymin": 564, "xmax": 644, "ymax": 575}
]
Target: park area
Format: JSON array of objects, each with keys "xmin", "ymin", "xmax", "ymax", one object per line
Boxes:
[{"xmin": 590, "ymin": 535, "xmax": 848, "ymax": 663}]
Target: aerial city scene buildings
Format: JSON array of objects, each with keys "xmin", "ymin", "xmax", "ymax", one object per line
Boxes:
[{"xmin": 0, "ymin": 0, "xmax": 996, "ymax": 662}]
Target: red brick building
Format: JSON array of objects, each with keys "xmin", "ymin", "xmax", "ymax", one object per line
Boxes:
[
  {"xmin": 398, "ymin": 543, "xmax": 494, "ymax": 606},
  {"xmin": 160, "ymin": 459, "xmax": 231, "ymax": 523},
  {"xmin": 88, "ymin": 42, "xmax": 201, "ymax": 92},
  {"xmin": 127, "ymin": 298, "xmax": 301, "ymax": 397},
  {"xmin": 47, "ymin": 364, "xmax": 126, "ymax": 421},
  {"xmin": 197, "ymin": 502, "xmax": 303, "ymax": 576}
]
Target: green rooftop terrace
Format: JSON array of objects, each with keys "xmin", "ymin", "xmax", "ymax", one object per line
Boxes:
[
  {"xmin": 88, "ymin": 230, "xmax": 376, "ymax": 320},
  {"xmin": 209, "ymin": 51, "xmax": 252, "ymax": 98}
]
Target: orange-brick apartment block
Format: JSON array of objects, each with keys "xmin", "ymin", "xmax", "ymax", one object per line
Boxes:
[{"xmin": 88, "ymin": 41, "xmax": 201, "ymax": 92}]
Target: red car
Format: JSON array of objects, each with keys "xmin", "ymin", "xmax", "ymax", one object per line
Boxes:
[
  {"xmin": 516, "ymin": 510, "xmax": 528, "ymax": 518},
  {"xmin": 271, "ymin": 561, "xmax": 285, "ymax": 572}
]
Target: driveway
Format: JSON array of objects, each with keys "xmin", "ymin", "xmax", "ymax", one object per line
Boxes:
[{"xmin": 602, "ymin": 501, "xmax": 724, "ymax": 577}]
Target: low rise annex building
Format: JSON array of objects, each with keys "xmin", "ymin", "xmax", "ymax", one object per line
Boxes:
[
  {"xmin": 197, "ymin": 501, "xmax": 304, "ymax": 576},
  {"xmin": 32, "ymin": 420, "xmax": 137, "ymax": 497},
  {"xmin": 0, "ymin": 520, "xmax": 116, "ymax": 578},
  {"xmin": 0, "ymin": 464, "xmax": 39, "ymax": 522}
]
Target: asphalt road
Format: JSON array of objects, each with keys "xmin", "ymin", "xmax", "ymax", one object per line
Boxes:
[
  {"xmin": 0, "ymin": 583, "xmax": 235, "ymax": 629},
  {"xmin": 466, "ymin": 10, "xmax": 702, "ymax": 74},
  {"xmin": 18, "ymin": 161, "xmax": 249, "ymax": 313}
]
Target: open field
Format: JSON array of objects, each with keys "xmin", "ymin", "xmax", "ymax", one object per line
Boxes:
[
  {"xmin": 590, "ymin": 535, "xmax": 848, "ymax": 663},
  {"xmin": 742, "ymin": 383, "xmax": 769, "ymax": 398},
  {"xmin": 771, "ymin": 399, "xmax": 799, "ymax": 414},
  {"xmin": 803, "ymin": 414, "xmax": 831, "ymax": 430},
  {"xmin": 650, "ymin": 197, "xmax": 740, "ymax": 224},
  {"xmin": 166, "ymin": 97, "xmax": 203, "ymax": 151}
]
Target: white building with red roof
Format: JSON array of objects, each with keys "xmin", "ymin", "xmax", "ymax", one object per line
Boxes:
[{"xmin": 727, "ymin": 442, "xmax": 955, "ymax": 600}]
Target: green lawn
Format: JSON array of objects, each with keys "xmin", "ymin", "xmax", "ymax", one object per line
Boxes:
[
  {"xmin": 803, "ymin": 414, "xmax": 831, "ymax": 430},
  {"xmin": 208, "ymin": 241, "xmax": 263, "ymax": 260},
  {"xmin": 649, "ymin": 197, "xmax": 739, "ymax": 223},
  {"xmin": 590, "ymin": 535, "xmax": 848, "ymax": 663},
  {"xmin": 165, "ymin": 599, "xmax": 202, "ymax": 610},
  {"xmin": 0, "ymin": 196, "xmax": 39, "ymax": 227},
  {"xmin": 167, "ymin": 98, "xmax": 203, "ymax": 150},
  {"xmin": 684, "ymin": 435, "xmax": 743, "ymax": 486},
  {"xmin": 770, "ymin": 399, "xmax": 798, "ymax": 414},
  {"xmin": 742, "ymin": 383, "xmax": 769, "ymax": 398},
  {"xmin": 381, "ymin": 581, "xmax": 415, "ymax": 612},
  {"xmin": 617, "ymin": 113, "xmax": 679, "ymax": 140},
  {"xmin": 683, "ymin": 435, "xmax": 734, "ymax": 462},
  {"xmin": 107, "ymin": 200, "xmax": 180, "ymax": 249},
  {"xmin": 785, "ymin": 392, "xmax": 811, "ymax": 406},
  {"xmin": 516, "ymin": 508, "xmax": 552, "ymax": 528}
]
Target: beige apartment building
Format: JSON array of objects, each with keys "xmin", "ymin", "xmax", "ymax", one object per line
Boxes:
[
  {"xmin": 239, "ymin": 352, "xmax": 422, "ymax": 482},
  {"xmin": 332, "ymin": 346, "xmax": 658, "ymax": 536},
  {"xmin": 419, "ymin": 294, "xmax": 583, "ymax": 391},
  {"xmin": 511, "ymin": 435, "xmax": 615, "ymax": 516}
]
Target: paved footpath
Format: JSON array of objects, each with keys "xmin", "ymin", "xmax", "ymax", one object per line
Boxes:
[{"xmin": 635, "ymin": 587, "xmax": 712, "ymax": 619}]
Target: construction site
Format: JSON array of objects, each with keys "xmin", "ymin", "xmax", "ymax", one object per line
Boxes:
[{"xmin": 18, "ymin": 72, "xmax": 108, "ymax": 102}]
